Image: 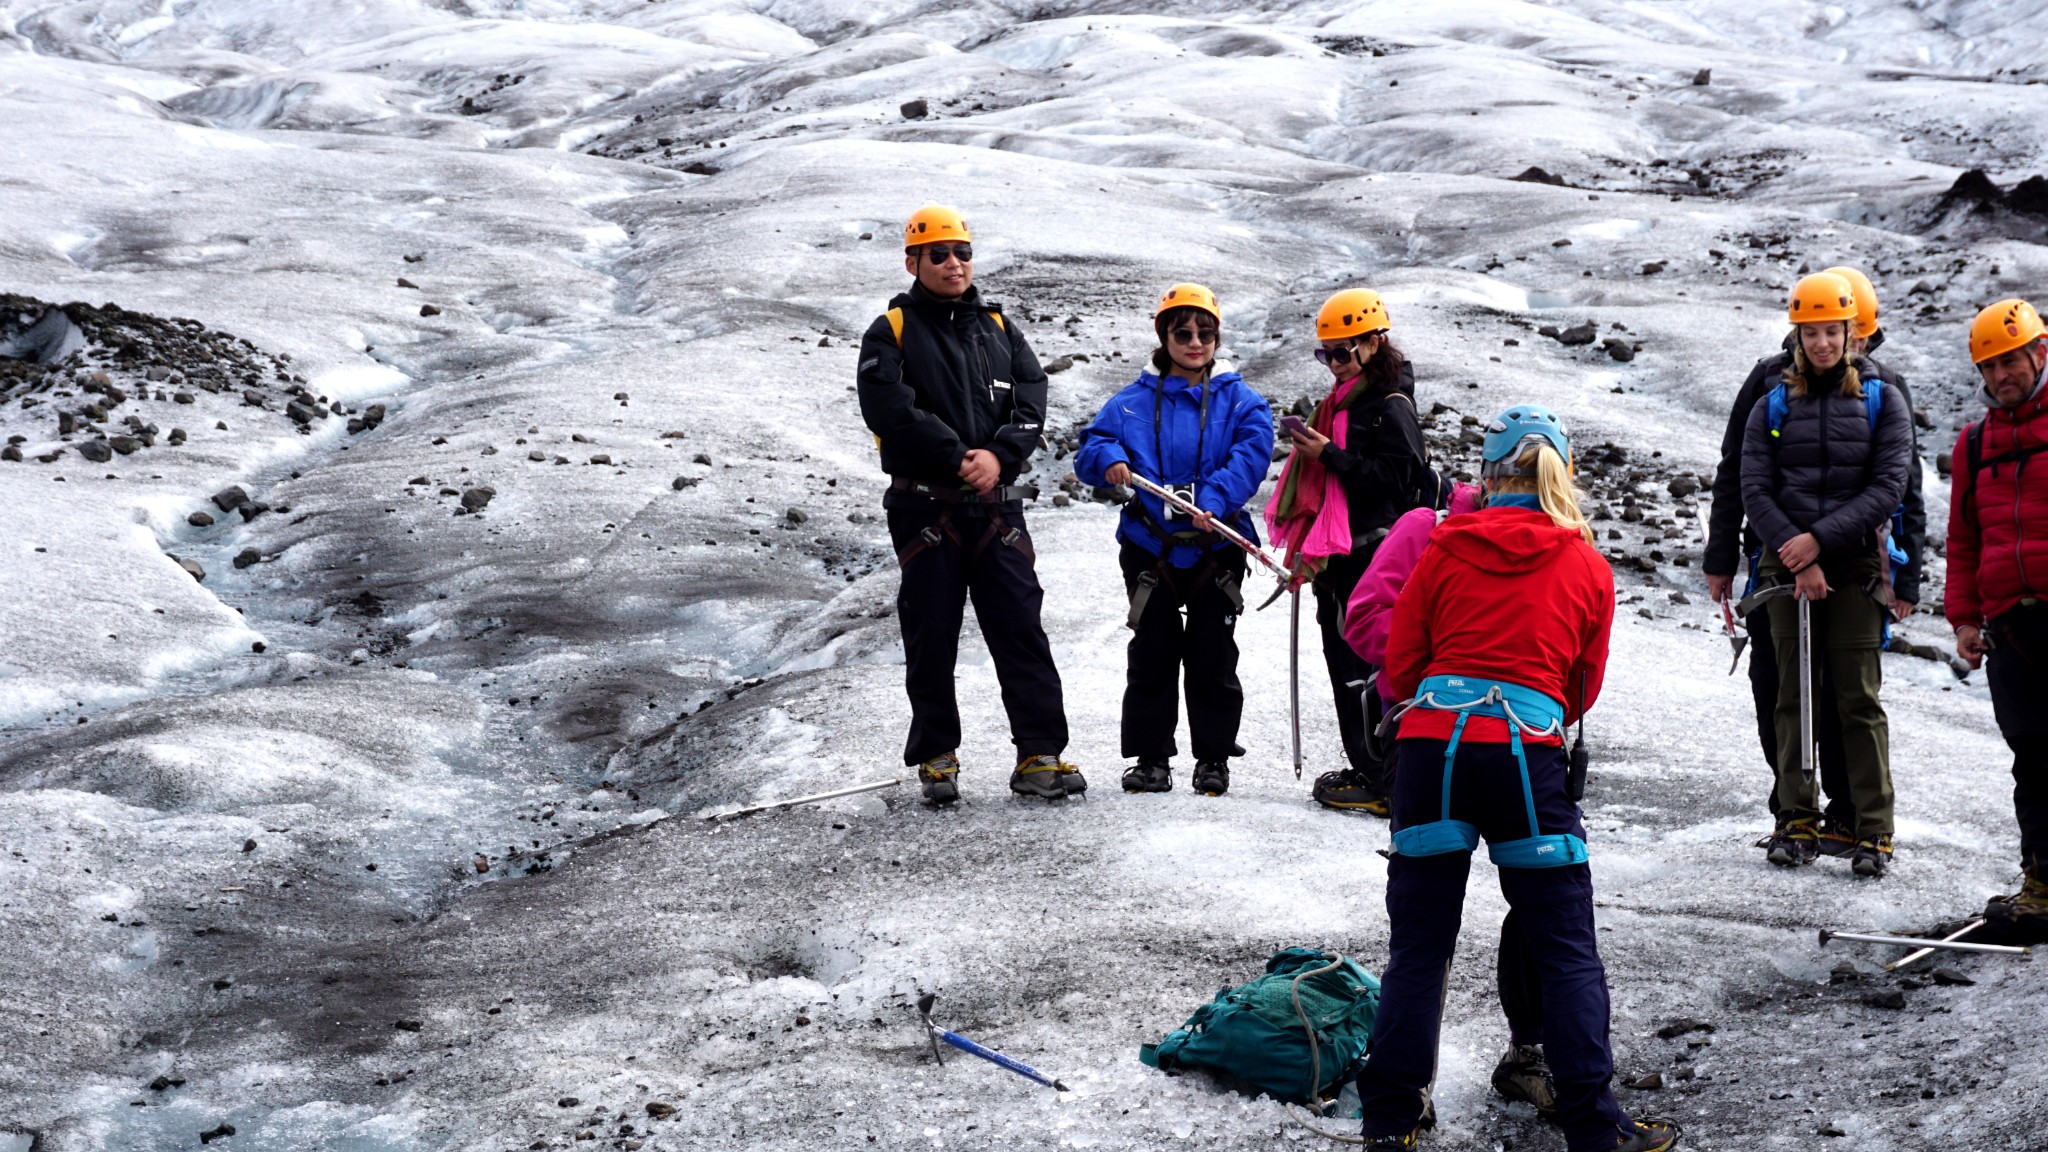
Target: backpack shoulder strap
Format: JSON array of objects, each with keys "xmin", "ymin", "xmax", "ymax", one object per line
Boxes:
[
  {"xmin": 1766, "ymin": 381, "xmax": 1789, "ymax": 438},
  {"xmin": 886, "ymin": 307, "xmax": 905, "ymax": 346},
  {"xmin": 1862, "ymin": 378, "xmax": 1886, "ymax": 431},
  {"xmin": 990, "ymin": 310, "xmax": 1006, "ymax": 332}
]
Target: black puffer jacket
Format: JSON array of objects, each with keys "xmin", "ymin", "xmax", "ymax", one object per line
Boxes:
[
  {"xmin": 1321, "ymin": 357, "xmax": 1429, "ymax": 543},
  {"xmin": 856, "ymin": 282, "xmax": 1048, "ymax": 510},
  {"xmin": 1740, "ymin": 362, "xmax": 1913, "ymax": 558},
  {"xmin": 1705, "ymin": 330, "xmax": 1927, "ymax": 601}
]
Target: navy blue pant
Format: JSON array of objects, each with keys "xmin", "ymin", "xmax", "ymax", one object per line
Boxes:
[
  {"xmin": 888, "ymin": 505, "xmax": 1067, "ymax": 766},
  {"xmin": 1987, "ymin": 603, "xmax": 2048, "ymax": 872},
  {"xmin": 1357, "ymin": 739, "xmax": 1631, "ymax": 1152}
]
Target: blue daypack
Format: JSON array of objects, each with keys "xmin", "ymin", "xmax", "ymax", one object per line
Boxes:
[{"xmin": 1139, "ymin": 947, "xmax": 1380, "ymax": 1105}]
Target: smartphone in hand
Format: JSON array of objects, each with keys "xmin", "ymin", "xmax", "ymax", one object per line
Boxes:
[{"xmin": 1279, "ymin": 414, "xmax": 1309, "ymax": 438}]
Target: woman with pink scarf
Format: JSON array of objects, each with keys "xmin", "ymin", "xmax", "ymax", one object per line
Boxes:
[{"xmin": 1267, "ymin": 288, "xmax": 1439, "ymax": 813}]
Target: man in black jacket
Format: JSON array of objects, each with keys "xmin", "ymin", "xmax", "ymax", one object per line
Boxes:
[
  {"xmin": 1705, "ymin": 292, "xmax": 1924, "ymax": 855},
  {"xmin": 855, "ymin": 205, "xmax": 1079, "ymax": 804}
]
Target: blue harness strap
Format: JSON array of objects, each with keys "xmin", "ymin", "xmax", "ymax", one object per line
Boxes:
[{"xmin": 1386, "ymin": 675, "xmax": 1589, "ymax": 869}]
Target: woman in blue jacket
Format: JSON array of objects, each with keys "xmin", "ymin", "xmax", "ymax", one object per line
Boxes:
[{"xmin": 1075, "ymin": 284, "xmax": 1276, "ymax": 796}]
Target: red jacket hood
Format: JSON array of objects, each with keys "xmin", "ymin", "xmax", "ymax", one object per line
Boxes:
[{"xmin": 1432, "ymin": 506, "xmax": 1584, "ymax": 575}]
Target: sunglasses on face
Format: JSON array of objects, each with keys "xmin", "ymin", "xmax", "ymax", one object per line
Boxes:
[
  {"xmin": 920, "ymin": 243, "xmax": 973, "ymax": 265},
  {"xmin": 1170, "ymin": 326, "xmax": 1219, "ymax": 346},
  {"xmin": 1314, "ymin": 332, "xmax": 1382, "ymax": 365}
]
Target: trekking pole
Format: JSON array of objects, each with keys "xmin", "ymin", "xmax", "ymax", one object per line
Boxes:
[
  {"xmin": 1291, "ymin": 587, "xmax": 1304, "ymax": 780},
  {"xmin": 1819, "ymin": 927, "xmax": 2030, "ymax": 958},
  {"xmin": 1887, "ymin": 919, "xmax": 1990, "ymax": 971},
  {"xmin": 917, "ymin": 993, "xmax": 1069, "ymax": 1092},
  {"xmin": 1797, "ymin": 593, "xmax": 1817, "ymax": 786},
  {"xmin": 706, "ymin": 779, "xmax": 900, "ymax": 821}
]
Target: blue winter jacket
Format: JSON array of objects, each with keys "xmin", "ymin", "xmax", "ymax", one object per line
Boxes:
[{"xmin": 1073, "ymin": 368, "xmax": 1275, "ymax": 568}]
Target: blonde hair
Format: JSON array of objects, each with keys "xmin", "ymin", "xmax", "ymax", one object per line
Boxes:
[
  {"xmin": 1490, "ymin": 444, "xmax": 1594, "ymax": 544},
  {"xmin": 1785, "ymin": 324, "xmax": 1862, "ymax": 398}
]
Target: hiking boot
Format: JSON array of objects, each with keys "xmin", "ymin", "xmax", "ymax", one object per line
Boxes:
[
  {"xmin": 1313, "ymin": 768, "xmax": 1389, "ymax": 815},
  {"xmin": 1765, "ymin": 817, "xmax": 1819, "ymax": 867},
  {"xmin": 1192, "ymin": 759, "xmax": 1229, "ymax": 795},
  {"xmin": 1011, "ymin": 754, "xmax": 1076, "ymax": 799},
  {"xmin": 1815, "ymin": 820, "xmax": 1857, "ymax": 858},
  {"xmin": 1490, "ymin": 1044, "xmax": 1557, "ymax": 1116},
  {"xmin": 1121, "ymin": 757, "xmax": 1173, "ymax": 793},
  {"xmin": 1985, "ymin": 864, "xmax": 2048, "ymax": 924},
  {"xmin": 1361, "ymin": 1130, "xmax": 1419, "ymax": 1152},
  {"xmin": 1850, "ymin": 834, "xmax": 1894, "ymax": 878},
  {"xmin": 917, "ymin": 752, "xmax": 961, "ymax": 805},
  {"xmin": 1615, "ymin": 1117, "xmax": 1682, "ymax": 1151}
]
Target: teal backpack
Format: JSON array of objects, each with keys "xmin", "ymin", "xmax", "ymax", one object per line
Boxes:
[{"xmin": 1140, "ymin": 947, "xmax": 1381, "ymax": 1105}]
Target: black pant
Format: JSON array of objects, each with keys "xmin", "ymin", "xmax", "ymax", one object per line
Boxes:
[
  {"xmin": 1987, "ymin": 603, "xmax": 2048, "ymax": 872},
  {"xmin": 1118, "ymin": 543, "xmax": 1246, "ymax": 762},
  {"xmin": 1314, "ymin": 550, "xmax": 1385, "ymax": 786},
  {"xmin": 888, "ymin": 505, "xmax": 1067, "ymax": 766},
  {"xmin": 1746, "ymin": 606, "xmax": 1852, "ymax": 826}
]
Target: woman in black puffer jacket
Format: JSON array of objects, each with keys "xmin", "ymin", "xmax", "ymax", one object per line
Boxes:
[{"xmin": 1741, "ymin": 272, "xmax": 1913, "ymax": 878}]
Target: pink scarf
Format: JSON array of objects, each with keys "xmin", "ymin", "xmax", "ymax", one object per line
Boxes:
[{"xmin": 1264, "ymin": 374, "xmax": 1357, "ymax": 581}]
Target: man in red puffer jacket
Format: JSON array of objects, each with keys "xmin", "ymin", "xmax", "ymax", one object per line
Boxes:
[{"xmin": 1948, "ymin": 299, "xmax": 2048, "ymax": 930}]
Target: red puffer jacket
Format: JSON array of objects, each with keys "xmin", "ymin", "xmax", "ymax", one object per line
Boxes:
[
  {"xmin": 1385, "ymin": 506, "xmax": 1614, "ymax": 746},
  {"xmin": 1946, "ymin": 386, "xmax": 2048, "ymax": 627}
]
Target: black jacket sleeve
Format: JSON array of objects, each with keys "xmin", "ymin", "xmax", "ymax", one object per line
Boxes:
[
  {"xmin": 1813, "ymin": 383, "xmax": 1914, "ymax": 554},
  {"xmin": 856, "ymin": 314, "xmax": 965, "ymax": 476},
  {"xmin": 1888, "ymin": 371, "xmax": 1927, "ymax": 605},
  {"xmin": 988, "ymin": 317, "xmax": 1048, "ymax": 478},
  {"xmin": 1322, "ymin": 393, "xmax": 1426, "ymax": 494},
  {"xmin": 1741, "ymin": 398, "xmax": 1798, "ymax": 554},
  {"xmin": 1705, "ymin": 360, "xmax": 1770, "ymax": 576}
]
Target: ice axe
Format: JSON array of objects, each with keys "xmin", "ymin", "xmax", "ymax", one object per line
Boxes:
[
  {"xmin": 1125, "ymin": 474, "xmax": 1290, "ymax": 583},
  {"xmin": 1737, "ymin": 583, "xmax": 1815, "ymax": 785},
  {"xmin": 917, "ymin": 993, "xmax": 1069, "ymax": 1092},
  {"xmin": 1719, "ymin": 597, "xmax": 1747, "ymax": 676}
]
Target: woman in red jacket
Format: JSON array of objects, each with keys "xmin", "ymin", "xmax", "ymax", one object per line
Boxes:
[{"xmin": 1351, "ymin": 407, "xmax": 1676, "ymax": 1152}]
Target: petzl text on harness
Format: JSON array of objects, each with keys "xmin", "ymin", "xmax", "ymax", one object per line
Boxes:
[{"xmin": 1383, "ymin": 675, "xmax": 1589, "ymax": 869}]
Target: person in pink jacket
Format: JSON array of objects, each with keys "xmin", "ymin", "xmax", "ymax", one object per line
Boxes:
[
  {"xmin": 1344, "ymin": 482, "xmax": 1483, "ymax": 697},
  {"xmin": 1339, "ymin": 480, "xmax": 1560, "ymax": 1118}
]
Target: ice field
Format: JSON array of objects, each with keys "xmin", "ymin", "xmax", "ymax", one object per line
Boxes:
[{"xmin": 2, "ymin": 1, "xmax": 2047, "ymax": 1149}]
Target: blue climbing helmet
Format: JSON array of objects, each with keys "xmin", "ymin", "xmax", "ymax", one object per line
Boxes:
[{"xmin": 1480, "ymin": 404, "xmax": 1571, "ymax": 479}]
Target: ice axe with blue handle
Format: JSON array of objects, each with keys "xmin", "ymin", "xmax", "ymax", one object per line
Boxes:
[{"xmin": 917, "ymin": 993, "xmax": 1068, "ymax": 1092}]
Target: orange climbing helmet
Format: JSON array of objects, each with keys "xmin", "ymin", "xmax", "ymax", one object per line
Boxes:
[
  {"xmin": 1822, "ymin": 265, "xmax": 1880, "ymax": 340},
  {"xmin": 904, "ymin": 204, "xmax": 970, "ymax": 248},
  {"xmin": 1969, "ymin": 298, "xmax": 2048, "ymax": 364},
  {"xmin": 1786, "ymin": 272, "xmax": 1858, "ymax": 326},
  {"xmin": 1316, "ymin": 288, "xmax": 1390, "ymax": 340},
  {"xmin": 1155, "ymin": 282, "xmax": 1220, "ymax": 324}
]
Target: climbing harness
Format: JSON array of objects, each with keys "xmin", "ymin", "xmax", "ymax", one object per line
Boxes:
[
  {"xmin": 889, "ymin": 477, "xmax": 1039, "ymax": 569},
  {"xmin": 1379, "ymin": 675, "xmax": 1588, "ymax": 869}
]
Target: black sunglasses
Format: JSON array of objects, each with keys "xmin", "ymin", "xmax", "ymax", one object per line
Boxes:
[
  {"xmin": 1314, "ymin": 332, "xmax": 1382, "ymax": 365},
  {"xmin": 1170, "ymin": 326, "xmax": 1219, "ymax": 346},
  {"xmin": 916, "ymin": 243, "xmax": 973, "ymax": 265}
]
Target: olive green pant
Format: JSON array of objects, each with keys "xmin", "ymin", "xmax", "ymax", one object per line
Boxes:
[{"xmin": 1760, "ymin": 553, "xmax": 1893, "ymax": 838}]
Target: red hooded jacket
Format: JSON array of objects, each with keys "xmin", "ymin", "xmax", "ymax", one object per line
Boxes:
[
  {"xmin": 1945, "ymin": 382, "xmax": 2048, "ymax": 628},
  {"xmin": 1385, "ymin": 506, "xmax": 1614, "ymax": 746}
]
